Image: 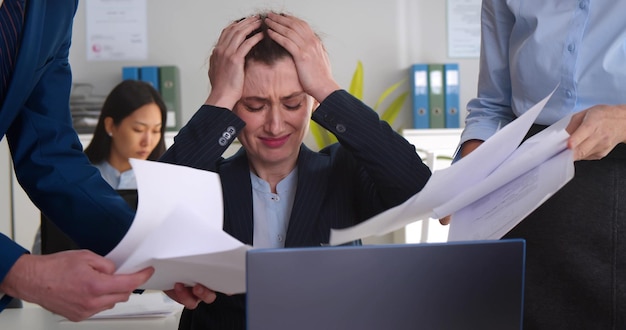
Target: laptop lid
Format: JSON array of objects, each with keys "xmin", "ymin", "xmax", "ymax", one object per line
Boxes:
[
  {"xmin": 246, "ymin": 239, "xmax": 525, "ymax": 330},
  {"xmin": 41, "ymin": 189, "xmax": 138, "ymax": 254}
]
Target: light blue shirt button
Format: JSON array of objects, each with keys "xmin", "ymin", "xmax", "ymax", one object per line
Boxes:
[
  {"xmin": 579, "ymin": 1, "xmax": 588, "ymax": 10},
  {"xmin": 565, "ymin": 89, "xmax": 573, "ymax": 98},
  {"xmin": 568, "ymin": 43, "xmax": 576, "ymax": 52}
]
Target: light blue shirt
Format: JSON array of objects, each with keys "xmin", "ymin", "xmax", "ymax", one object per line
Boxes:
[
  {"xmin": 251, "ymin": 168, "xmax": 298, "ymax": 248},
  {"xmin": 93, "ymin": 161, "xmax": 137, "ymax": 190},
  {"xmin": 461, "ymin": 0, "xmax": 626, "ymax": 146}
]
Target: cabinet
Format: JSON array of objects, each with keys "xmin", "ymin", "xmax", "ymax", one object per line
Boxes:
[{"xmin": 397, "ymin": 128, "xmax": 463, "ymax": 244}]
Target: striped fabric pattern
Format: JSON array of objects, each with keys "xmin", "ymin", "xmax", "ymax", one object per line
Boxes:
[{"xmin": 0, "ymin": 0, "xmax": 25, "ymax": 102}]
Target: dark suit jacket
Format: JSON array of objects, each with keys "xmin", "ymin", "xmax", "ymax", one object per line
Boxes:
[
  {"xmin": 160, "ymin": 90, "xmax": 431, "ymax": 330},
  {"xmin": 0, "ymin": 0, "xmax": 135, "ymax": 309}
]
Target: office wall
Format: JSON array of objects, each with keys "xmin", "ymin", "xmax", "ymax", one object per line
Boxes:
[{"xmin": 69, "ymin": 0, "xmax": 479, "ymax": 138}]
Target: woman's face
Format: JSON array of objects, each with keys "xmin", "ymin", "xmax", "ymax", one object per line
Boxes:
[
  {"xmin": 106, "ymin": 102, "xmax": 162, "ymax": 164},
  {"xmin": 234, "ymin": 58, "xmax": 314, "ymax": 172}
]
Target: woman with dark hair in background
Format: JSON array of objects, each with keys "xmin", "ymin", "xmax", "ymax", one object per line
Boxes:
[{"xmin": 84, "ymin": 79, "xmax": 167, "ymax": 189}]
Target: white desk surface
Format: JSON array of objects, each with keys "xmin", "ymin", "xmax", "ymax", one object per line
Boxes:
[{"xmin": 0, "ymin": 302, "xmax": 182, "ymax": 330}]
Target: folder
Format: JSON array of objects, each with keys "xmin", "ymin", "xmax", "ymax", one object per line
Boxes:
[
  {"xmin": 444, "ymin": 63, "xmax": 460, "ymax": 128},
  {"xmin": 427, "ymin": 64, "xmax": 445, "ymax": 128},
  {"xmin": 158, "ymin": 66, "xmax": 182, "ymax": 131},
  {"xmin": 139, "ymin": 66, "xmax": 160, "ymax": 92},
  {"xmin": 122, "ymin": 66, "xmax": 139, "ymax": 80},
  {"xmin": 410, "ymin": 64, "xmax": 429, "ymax": 128}
]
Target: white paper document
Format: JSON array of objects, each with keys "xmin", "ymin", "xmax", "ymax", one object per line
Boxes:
[
  {"xmin": 86, "ymin": 291, "xmax": 182, "ymax": 320},
  {"xmin": 105, "ymin": 159, "xmax": 251, "ymax": 294},
  {"xmin": 329, "ymin": 89, "xmax": 575, "ymax": 245}
]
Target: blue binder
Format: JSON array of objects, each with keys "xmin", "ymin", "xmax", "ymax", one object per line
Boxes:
[
  {"xmin": 122, "ymin": 66, "xmax": 139, "ymax": 80},
  {"xmin": 444, "ymin": 63, "xmax": 460, "ymax": 128},
  {"xmin": 139, "ymin": 66, "xmax": 160, "ymax": 92},
  {"xmin": 410, "ymin": 64, "xmax": 429, "ymax": 128}
]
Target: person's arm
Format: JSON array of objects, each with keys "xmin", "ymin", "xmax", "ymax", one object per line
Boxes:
[
  {"xmin": 442, "ymin": 0, "xmax": 516, "ymax": 224},
  {"xmin": 458, "ymin": 0, "xmax": 517, "ymax": 151},
  {"xmin": 5, "ymin": 9, "xmax": 134, "ymax": 255},
  {"xmin": 0, "ymin": 235, "xmax": 29, "ymax": 310},
  {"xmin": 313, "ymin": 90, "xmax": 431, "ymax": 218},
  {"xmin": 0, "ymin": 2, "xmax": 152, "ymax": 319},
  {"xmin": 160, "ymin": 15, "xmax": 257, "ymax": 170},
  {"xmin": 159, "ymin": 106, "xmax": 246, "ymax": 170}
]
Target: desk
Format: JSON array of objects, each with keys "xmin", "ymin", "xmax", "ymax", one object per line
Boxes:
[{"xmin": 0, "ymin": 302, "xmax": 182, "ymax": 330}]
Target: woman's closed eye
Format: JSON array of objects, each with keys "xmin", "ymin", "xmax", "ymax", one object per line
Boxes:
[
  {"xmin": 282, "ymin": 93, "xmax": 306, "ymax": 110},
  {"xmin": 283, "ymin": 102, "xmax": 302, "ymax": 110},
  {"xmin": 245, "ymin": 104, "xmax": 265, "ymax": 112}
]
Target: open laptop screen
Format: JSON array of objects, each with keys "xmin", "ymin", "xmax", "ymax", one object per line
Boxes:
[{"xmin": 247, "ymin": 239, "xmax": 525, "ymax": 330}]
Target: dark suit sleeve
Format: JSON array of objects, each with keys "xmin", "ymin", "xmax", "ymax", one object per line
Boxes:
[
  {"xmin": 159, "ymin": 105, "xmax": 245, "ymax": 171},
  {"xmin": 3, "ymin": 1, "xmax": 134, "ymax": 267},
  {"xmin": 313, "ymin": 90, "xmax": 431, "ymax": 217}
]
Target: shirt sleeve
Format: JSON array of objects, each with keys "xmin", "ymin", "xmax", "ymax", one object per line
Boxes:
[{"xmin": 459, "ymin": 0, "xmax": 518, "ymax": 148}]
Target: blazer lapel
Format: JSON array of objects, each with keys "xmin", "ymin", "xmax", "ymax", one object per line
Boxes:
[
  {"xmin": 285, "ymin": 145, "xmax": 331, "ymax": 246},
  {"xmin": 220, "ymin": 149, "xmax": 254, "ymax": 245}
]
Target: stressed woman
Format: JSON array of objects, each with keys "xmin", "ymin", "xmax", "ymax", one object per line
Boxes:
[{"xmin": 160, "ymin": 12, "xmax": 431, "ymax": 329}]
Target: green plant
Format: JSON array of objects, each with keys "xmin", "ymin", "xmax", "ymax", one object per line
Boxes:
[{"xmin": 310, "ymin": 61, "xmax": 409, "ymax": 149}]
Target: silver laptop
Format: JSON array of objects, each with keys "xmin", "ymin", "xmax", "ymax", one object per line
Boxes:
[{"xmin": 246, "ymin": 239, "xmax": 525, "ymax": 330}]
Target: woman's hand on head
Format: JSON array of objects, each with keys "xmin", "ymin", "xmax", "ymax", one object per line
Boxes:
[
  {"xmin": 264, "ymin": 13, "xmax": 340, "ymax": 103},
  {"xmin": 205, "ymin": 16, "xmax": 263, "ymax": 109}
]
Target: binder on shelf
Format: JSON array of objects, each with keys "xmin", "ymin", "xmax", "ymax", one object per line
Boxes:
[
  {"xmin": 139, "ymin": 66, "xmax": 160, "ymax": 92},
  {"xmin": 410, "ymin": 64, "xmax": 429, "ymax": 129},
  {"xmin": 443, "ymin": 63, "xmax": 460, "ymax": 128},
  {"xmin": 427, "ymin": 64, "xmax": 445, "ymax": 129},
  {"xmin": 122, "ymin": 66, "xmax": 139, "ymax": 80},
  {"xmin": 158, "ymin": 66, "xmax": 182, "ymax": 131}
]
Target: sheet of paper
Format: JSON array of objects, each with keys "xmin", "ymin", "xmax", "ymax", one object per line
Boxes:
[
  {"xmin": 86, "ymin": 292, "xmax": 181, "ymax": 320},
  {"xmin": 106, "ymin": 159, "xmax": 251, "ymax": 294},
  {"xmin": 329, "ymin": 87, "xmax": 573, "ymax": 245},
  {"xmin": 447, "ymin": 149, "xmax": 574, "ymax": 241},
  {"xmin": 433, "ymin": 115, "xmax": 572, "ymax": 218}
]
